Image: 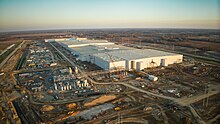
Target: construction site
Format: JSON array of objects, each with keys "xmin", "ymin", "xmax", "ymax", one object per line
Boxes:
[{"xmin": 0, "ymin": 37, "xmax": 220, "ymax": 124}]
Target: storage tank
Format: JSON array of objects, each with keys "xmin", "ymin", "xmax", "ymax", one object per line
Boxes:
[
  {"xmin": 148, "ymin": 75, "xmax": 158, "ymax": 81},
  {"xmin": 66, "ymin": 85, "xmax": 69, "ymax": 90},
  {"xmin": 69, "ymin": 67, "xmax": 73, "ymax": 74},
  {"xmin": 75, "ymin": 67, "xmax": 78, "ymax": 74},
  {"xmin": 54, "ymin": 83, "xmax": 58, "ymax": 90},
  {"xmin": 84, "ymin": 80, "xmax": 88, "ymax": 87}
]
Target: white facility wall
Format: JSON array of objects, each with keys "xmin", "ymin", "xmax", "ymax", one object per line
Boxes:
[
  {"xmin": 93, "ymin": 56, "xmax": 110, "ymax": 70},
  {"xmin": 55, "ymin": 38, "xmax": 67, "ymax": 42},
  {"xmin": 91, "ymin": 43, "xmax": 115, "ymax": 46},
  {"xmin": 127, "ymin": 61, "xmax": 131, "ymax": 70},
  {"xmin": 45, "ymin": 39, "xmax": 55, "ymax": 42},
  {"xmin": 127, "ymin": 59, "xmax": 154, "ymax": 70},
  {"xmin": 79, "ymin": 55, "xmax": 90, "ymax": 61},
  {"xmin": 126, "ymin": 55, "xmax": 183, "ymax": 70},
  {"xmin": 164, "ymin": 55, "xmax": 183, "ymax": 65},
  {"xmin": 68, "ymin": 44, "xmax": 89, "ymax": 48},
  {"xmin": 92, "ymin": 56, "xmax": 126, "ymax": 70},
  {"xmin": 76, "ymin": 38, "xmax": 87, "ymax": 40},
  {"xmin": 109, "ymin": 61, "xmax": 126, "ymax": 70}
]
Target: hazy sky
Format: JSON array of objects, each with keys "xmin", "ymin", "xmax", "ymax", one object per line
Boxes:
[{"xmin": 0, "ymin": 0, "xmax": 219, "ymax": 32}]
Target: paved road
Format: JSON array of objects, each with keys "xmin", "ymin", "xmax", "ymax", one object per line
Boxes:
[
  {"xmin": 189, "ymin": 105, "xmax": 206, "ymax": 124},
  {"xmin": 175, "ymin": 84, "xmax": 220, "ymax": 106},
  {"xmin": 13, "ymin": 66, "xmax": 57, "ymax": 74},
  {"xmin": 120, "ymin": 82, "xmax": 175, "ymax": 101},
  {"xmin": 207, "ymin": 114, "xmax": 220, "ymax": 124},
  {"xmin": 0, "ymin": 44, "xmax": 15, "ymax": 56},
  {"xmin": 156, "ymin": 104, "xmax": 169, "ymax": 124},
  {"xmin": 0, "ymin": 41, "xmax": 25, "ymax": 69}
]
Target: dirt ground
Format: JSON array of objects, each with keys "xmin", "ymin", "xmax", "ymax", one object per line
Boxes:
[
  {"xmin": 193, "ymin": 93, "xmax": 220, "ymax": 123},
  {"xmin": 176, "ymin": 41, "xmax": 220, "ymax": 52},
  {"xmin": 0, "ymin": 40, "xmax": 21, "ymax": 52},
  {"xmin": 84, "ymin": 95, "xmax": 116, "ymax": 107}
]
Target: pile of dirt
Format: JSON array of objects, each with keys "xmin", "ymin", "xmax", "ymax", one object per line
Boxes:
[
  {"xmin": 40, "ymin": 105, "xmax": 55, "ymax": 112},
  {"xmin": 84, "ymin": 95, "xmax": 116, "ymax": 107},
  {"xmin": 66, "ymin": 103, "xmax": 77, "ymax": 110}
]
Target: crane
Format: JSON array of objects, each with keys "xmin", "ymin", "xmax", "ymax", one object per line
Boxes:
[{"xmin": 150, "ymin": 59, "xmax": 158, "ymax": 68}]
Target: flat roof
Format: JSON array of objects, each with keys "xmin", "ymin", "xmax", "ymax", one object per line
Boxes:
[
  {"xmin": 94, "ymin": 49, "xmax": 181, "ymax": 61},
  {"xmin": 54, "ymin": 38, "xmax": 182, "ymax": 62},
  {"xmin": 59, "ymin": 39, "xmax": 113, "ymax": 47},
  {"xmin": 93, "ymin": 53, "xmax": 125, "ymax": 62},
  {"xmin": 71, "ymin": 44, "xmax": 133, "ymax": 56}
]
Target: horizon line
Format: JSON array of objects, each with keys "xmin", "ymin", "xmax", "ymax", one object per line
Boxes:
[{"xmin": 1, "ymin": 27, "xmax": 220, "ymax": 33}]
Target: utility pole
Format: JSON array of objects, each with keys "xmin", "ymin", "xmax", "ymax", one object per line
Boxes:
[
  {"xmin": 117, "ymin": 111, "xmax": 122, "ymax": 124},
  {"xmin": 206, "ymin": 85, "xmax": 209, "ymax": 107},
  {"xmin": 202, "ymin": 86, "xmax": 206, "ymax": 106},
  {"xmin": 203, "ymin": 85, "xmax": 209, "ymax": 108}
]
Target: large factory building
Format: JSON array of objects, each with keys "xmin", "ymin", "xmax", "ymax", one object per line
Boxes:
[{"xmin": 46, "ymin": 38, "xmax": 183, "ymax": 70}]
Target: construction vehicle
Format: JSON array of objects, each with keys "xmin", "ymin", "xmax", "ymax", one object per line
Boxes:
[{"xmin": 114, "ymin": 107, "xmax": 121, "ymax": 111}]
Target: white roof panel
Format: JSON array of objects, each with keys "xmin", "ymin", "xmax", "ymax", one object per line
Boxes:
[
  {"xmin": 94, "ymin": 49, "xmax": 181, "ymax": 61},
  {"xmin": 70, "ymin": 44, "xmax": 132, "ymax": 56}
]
